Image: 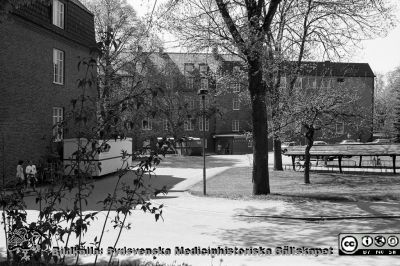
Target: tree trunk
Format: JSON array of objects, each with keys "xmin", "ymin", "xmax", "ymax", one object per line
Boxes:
[
  {"xmin": 304, "ymin": 125, "xmax": 314, "ymax": 184},
  {"xmin": 273, "ymin": 138, "xmax": 283, "ymax": 170},
  {"xmin": 248, "ymin": 58, "xmax": 270, "ymax": 195}
]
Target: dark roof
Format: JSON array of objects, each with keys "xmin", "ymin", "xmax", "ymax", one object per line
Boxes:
[
  {"xmin": 285, "ymin": 61, "xmax": 375, "ymax": 78},
  {"xmin": 13, "ymin": 0, "xmax": 96, "ymax": 48},
  {"xmin": 147, "ymin": 52, "xmax": 375, "ymax": 78},
  {"xmin": 70, "ymin": 0, "xmax": 92, "ymax": 14}
]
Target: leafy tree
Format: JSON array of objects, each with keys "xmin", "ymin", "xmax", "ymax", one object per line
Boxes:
[
  {"xmin": 375, "ymin": 68, "xmax": 400, "ymax": 140},
  {"xmin": 281, "ymin": 73, "xmax": 366, "ymax": 183},
  {"xmin": 83, "ymin": 0, "xmax": 162, "ymax": 121}
]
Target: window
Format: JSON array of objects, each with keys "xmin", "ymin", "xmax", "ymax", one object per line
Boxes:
[
  {"xmin": 232, "ymin": 82, "xmax": 240, "ymax": 93},
  {"xmin": 204, "ymin": 97, "xmax": 210, "ymax": 109},
  {"xmin": 52, "ymin": 0, "xmax": 64, "ymax": 29},
  {"xmin": 186, "ymin": 77, "xmax": 194, "ymax": 90},
  {"xmin": 321, "ymin": 77, "xmax": 332, "ymax": 88},
  {"xmin": 199, "ymin": 64, "xmax": 208, "ymax": 74},
  {"xmin": 200, "ymin": 78, "xmax": 208, "ymax": 90},
  {"xmin": 310, "ymin": 78, "xmax": 317, "ymax": 89},
  {"xmin": 280, "ymin": 77, "xmax": 287, "ymax": 88},
  {"xmin": 142, "ymin": 118, "xmax": 152, "ymax": 130},
  {"xmin": 336, "ymin": 122, "xmax": 344, "ymax": 135},
  {"xmin": 52, "ymin": 107, "xmax": 63, "ymax": 142},
  {"xmin": 163, "ymin": 119, "xmax": 169, "ymax": 131},
  {"xmin": 184, "ymin": 63, "xmax": 194, "ymax": 75},
  {"xmin": 53, "ymin": 49, "xmax": 64, "ymax": 84},
  {"xmin": 184, "ymin": 119, "xmax": 194, "ymax": 131},
  {"xmin": 199, "ymin": 118, "xmax": 209, "ymax": 131},
  {"xmin": 233, "ymin": 96, "xmax": 240, "ymax": 110},
  {"xmin": 232, "ymin": 120, "xmax": 240, "ymax": 132},
  {"xmin": 186, "ymin": 97, "xmax": 195, "ymax": 110},
  {"xmin": 294, "ymin": 77, "xmax": 302, "ymax": 89}
]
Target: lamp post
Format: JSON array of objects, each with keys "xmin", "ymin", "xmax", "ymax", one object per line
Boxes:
[{"xmin": 198, "ymin": 88, "xmax": 209, "ymax": 195}]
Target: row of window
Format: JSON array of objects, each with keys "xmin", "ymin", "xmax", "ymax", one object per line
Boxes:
[
  {"xmin": 184, "ymin": 63, "xmax": 208, "ymax": 75},
  {"xmin": 280, "ymin": 77, "xmax": 335, "ymax": 89},
  {"xmin": 185, "ymin": 77, "xmax": 209, "ymax": 90},
  {"xmin": 184, "ymin": 95, "xmax": 240, "ymax": 110},
  {"xmin": 52, "ymin": 1, "xmax": 65, "ymax": 141},
  {"xmin": 142, "ymin": 118, "xmax": 210, "ymax": 131},
  {"xmin": 185, "ymin": 97, "xmax": 210, "ymax": 109},
  {"xmin": 184, "ymin": 78, "xmax": 242, "ymax": 92},
  {"xmin": 53, "ymin": 0, "xmax": 65, "ymax": 83},
  {"xmin": 142, "ymin": 118, "xmax": 241, "ymax": 132}
]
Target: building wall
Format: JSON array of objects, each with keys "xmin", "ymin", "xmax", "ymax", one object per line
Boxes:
[
  {"xmin": 0, "ymin": 7, "xmax": 96, "ymax": 181},
  {"xmin": 291, "ymin": 75, "xmax": 374, "ymax": 145},
  {"xmin": 140, "ymin": 53, "xmax": 375, "ymax": 154}
]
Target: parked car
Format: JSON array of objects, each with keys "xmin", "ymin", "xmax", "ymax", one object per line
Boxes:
[
  {"xmin": 370, "ymin": 138, "xmax": 391, "ymax": 144},
  {"xmin": 314, "ymin": 141, "xmax": 328, "ymax": 145},
  {"xmin": 281, "ymin": 141, "xmax": 296, "ymax": 153}
]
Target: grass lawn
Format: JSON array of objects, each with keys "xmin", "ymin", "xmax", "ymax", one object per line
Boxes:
[{"xmin": 190, "ymin": 167, "xmax": 400, "ymax": 202}]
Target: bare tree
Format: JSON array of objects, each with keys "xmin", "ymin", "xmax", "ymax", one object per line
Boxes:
[{"xmin": 160, "ymin": 0, "xmax": 283, "ymax": 194}]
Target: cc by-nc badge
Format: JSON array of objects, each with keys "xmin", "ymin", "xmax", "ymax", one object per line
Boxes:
[{"xmin": 341, "ymin": 236, "xmax": 358, "ymax": 253}]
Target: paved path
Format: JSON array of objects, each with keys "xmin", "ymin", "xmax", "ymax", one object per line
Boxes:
[{"xmin": 1, "ymin": 154, "xmax": 400, "ymax": 266}]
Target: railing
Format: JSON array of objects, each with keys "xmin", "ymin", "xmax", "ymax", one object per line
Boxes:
[{"xmin": 283, "ymin": 163, "xmax": 400, "ymax": 174}]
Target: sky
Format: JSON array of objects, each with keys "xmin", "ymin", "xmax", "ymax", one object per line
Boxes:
[{"xmin": 129, "ymin": 0, "xmax": 400, "ymax": 76}]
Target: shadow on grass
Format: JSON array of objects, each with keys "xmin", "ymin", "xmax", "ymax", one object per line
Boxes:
[
  {"xmin": 190, "ymin": 167, "xmax": 400, "ymax": 202},
  {"xmin": 209, "ymin": 202, "xmax": 400, "ymax": 266}
]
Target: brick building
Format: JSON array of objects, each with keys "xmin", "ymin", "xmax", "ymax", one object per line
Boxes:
[
  {"xmin": 283, "ymin": 61, "xmax": 375, "ymax": 144},
  {"xmin": 133, "ymin": 52, "xmax": 375, "ymax": 154},
  {"xmin": 0, "ymin": 0, "xmax": 97, "ymax": 181},
  {"xmin": 130, "ymin": 52, "xmax": 253, "ymax": 155}
]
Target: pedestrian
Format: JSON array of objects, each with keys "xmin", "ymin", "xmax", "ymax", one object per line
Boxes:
[
  {"xmin": 16, "ymin": 160, "xmax": 26, "ymax": 189},
  {"xmin": 26, "ymin": 160, "xmax": 37, "ymax": 191}
]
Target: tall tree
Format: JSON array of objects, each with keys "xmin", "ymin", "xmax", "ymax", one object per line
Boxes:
[
  {"xmin": 160, "ymin": 0, "xmax": 282, "ymax": 194},
  {"xmin": 83, "ymin": 0, "xmax": 161, "ymax": 121}
]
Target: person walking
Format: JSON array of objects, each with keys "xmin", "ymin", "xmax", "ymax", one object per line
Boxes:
[
  {"xmin": 26, "ymin": 160, "xmax": 37, "ymax": 191},
  {"xmin": 16, "ymin": 160, "xmax": 25, "ymax": 189}
]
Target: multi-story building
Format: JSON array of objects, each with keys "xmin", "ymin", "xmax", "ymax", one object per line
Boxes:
[
  {"xmin": 282, "ymin": 61, "xmax": 375, "ymax": 144},
  {"xmin": 0, "ymin": 0, "xmax": 97, "ymax": 181},
  {"xmin": 132, "ymin": 52, "xmax": 375, "ymax": 154}
]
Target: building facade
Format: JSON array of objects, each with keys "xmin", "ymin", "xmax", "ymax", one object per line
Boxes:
[
  {"xmin": 283, "ymin": 61, "xmax": 375, "ymax": 144},
  {"xmin": 0, "ymin": 0, "xmax": 97, "ymax": 181},
  {"xmin": 131, "ymin": 53, "xmax": 375, "ymax": 154}
]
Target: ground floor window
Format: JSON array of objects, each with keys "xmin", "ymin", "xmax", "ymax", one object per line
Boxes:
[
  {"xmin": 232, "ymin": 120, "xmax": 240, "ymax": 132},
  {"xmin": 52, "ymin": 107, "xmax": 63, "ymax": 141}
]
